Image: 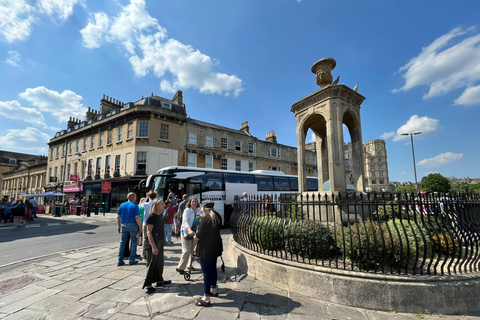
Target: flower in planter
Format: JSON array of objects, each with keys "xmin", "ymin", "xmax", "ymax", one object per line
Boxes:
[{"xmin": 113, "ymin": 171, "xmax": 120, "ymax": 177}]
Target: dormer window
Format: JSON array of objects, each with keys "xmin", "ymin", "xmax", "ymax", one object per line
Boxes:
[{"xmin": 163, "ymin": 102, "xmax": 172, "ymax": 110}]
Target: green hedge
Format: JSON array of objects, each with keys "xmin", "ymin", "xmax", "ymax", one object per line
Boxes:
[{"xmin": 285, "ymin": 221, "xmax": 337, "ymax": 259}]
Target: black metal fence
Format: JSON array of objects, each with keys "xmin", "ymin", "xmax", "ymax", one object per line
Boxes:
[{"xmin": 231, "ymin": 192, "xmax": 480, "ymax": 276}]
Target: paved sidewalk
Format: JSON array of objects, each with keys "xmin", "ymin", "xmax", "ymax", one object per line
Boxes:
[{"xmin": 0, "ymin": 233, "xmax": 479, "ymax": 320}]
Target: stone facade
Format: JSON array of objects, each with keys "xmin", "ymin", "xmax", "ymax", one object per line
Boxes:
[
  {"xmin": 1, "ymin": 155, "xmax": 47, "ymax": 202},
  {"xmin": 46, "ymin": 91, "xmax": 316, "ymax": 211},
  {"xmin": 363, "ymin": 139, "xmax": 390, "ymax": 192}
]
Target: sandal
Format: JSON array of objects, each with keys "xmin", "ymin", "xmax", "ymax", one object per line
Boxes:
[
  {"xmin": 210, "ymin": 291, "xmax": 218, "ymax": 297},
  {"xmin": 195, "ymin": 299, "xmax": 211, "ymax": 307}
]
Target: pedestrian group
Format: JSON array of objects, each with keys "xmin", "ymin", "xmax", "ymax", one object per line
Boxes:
[{"xmin": 116, "ymin": 191, "xmax": 223, "ymax": 307}]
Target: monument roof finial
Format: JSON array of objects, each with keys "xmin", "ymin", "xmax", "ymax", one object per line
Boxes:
[{"xmin": 311, "ymin": 57, "xmax": 336, "ymax": 88}]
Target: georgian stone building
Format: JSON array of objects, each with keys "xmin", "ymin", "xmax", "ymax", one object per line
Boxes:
[
  {"xmin": 344, "ymin": 140, "xmax": 390, "ymax": 192},
  {"xmin": 1, "ymin": 155, "xmax": 47, "ymax": 202},
  {"xmin": 363, "ymin": 139, "xmax": 390, "ymax": 192},
  {"xmin": 47, "ymin": 91, "xmax": 317, "ymax": 211}
]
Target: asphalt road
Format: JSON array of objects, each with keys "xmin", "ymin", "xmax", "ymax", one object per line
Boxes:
[{"xmin": 0, "ymin": 214, "xmax": 120, "ymax": 267}]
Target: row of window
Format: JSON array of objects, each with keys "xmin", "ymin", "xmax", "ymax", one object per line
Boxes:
[
  {"xmin": 371, "ymin": 179, "xmax": 385, "ymax": 185},
  {"xmin": 187, "ymin": 172, "xmax": 318, "ymax": 192},
  {"xmin": 48, "ymin": 152, "xmax": 148, "ymax": 182},
  {"xmin": 370, "ymin": 171, "xmax": 385, "ymax": 178},
  {"xmin": 187, "ymin": 153, "xmax": 256, "ymax": 172},
  {"xmin": 51, "ymin": 121, "xmax": 170, "ymax": 160}
]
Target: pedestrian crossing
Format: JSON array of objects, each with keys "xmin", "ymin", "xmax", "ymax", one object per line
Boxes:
[{"xmin": 1, "ymin": 219, "xmax": 110, "ymax": 230}]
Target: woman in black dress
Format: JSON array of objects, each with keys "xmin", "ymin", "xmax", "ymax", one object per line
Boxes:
[
  {"xmin": 142, "ymin": 199, "xmax": 172, "ymax": 294},
  {"xmin": 194, "ymin": 200, "xmax": 223, "ymax": 306}
]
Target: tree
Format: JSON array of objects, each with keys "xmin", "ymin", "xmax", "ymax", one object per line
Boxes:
[
  {"xmin": 395, "ymin": 185, "xmax": 416, "ymax": 194},
  {"xmin": 420, "ymin": 173, "xmax": 450, "ymax": 193},
  {"xmin": 448, "ymin": 177, "xmax": 469, "ymax": 194}
]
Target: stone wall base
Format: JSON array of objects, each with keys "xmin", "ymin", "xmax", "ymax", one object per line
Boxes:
[{"xmin": 230, "ymin": 240, "xmax": 480, "ymax": 314}]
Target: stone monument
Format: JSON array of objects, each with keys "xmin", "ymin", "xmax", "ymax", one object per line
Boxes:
[{"xmin": 291, "ymin": 58, "xmax": 366, "ymax": 193}]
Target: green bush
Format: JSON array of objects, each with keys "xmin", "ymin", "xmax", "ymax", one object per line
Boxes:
[
  {"xmin": 336, "ymin": 219, "xmax": 434, "ymax": 270},
  {"xmin": 285, "ymin": 221, "xmax": 337, "ymax": 259},
  {"xmin": 372, "ymin": 203, "xmax": 413, "ymax": 221},
  {"xmin": 245, "ymin": 216, "xmax": 285, "ymax": 251}
]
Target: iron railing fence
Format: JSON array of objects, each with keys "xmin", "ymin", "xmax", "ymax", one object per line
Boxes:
[{"xmin": 231, "ymin": 192, "xmax": 480, "ymax": 276}]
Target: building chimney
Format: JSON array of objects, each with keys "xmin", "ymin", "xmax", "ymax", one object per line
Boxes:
[
  {"xmin": 67, "ymin": 117, "xmax": 77, "ymax": 129},
  {"xmin": 240, "ymin": 121, "xmax": 249, "ymax": 134},
  {"xmin": 86, "ymin": 107, "xmax": 96, "ymax": 121},
  {"xmin": 266, "ymin": 130, "xmax": 277, "ymax": 143},
  {"xmin": 173, "ymin": 90, "xmax": 183, "ymax": 106}
]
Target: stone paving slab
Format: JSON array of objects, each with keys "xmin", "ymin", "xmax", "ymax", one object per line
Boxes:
[{"xmin": 1, "ymin": 234, "xmax": 480, "ymax": 320}]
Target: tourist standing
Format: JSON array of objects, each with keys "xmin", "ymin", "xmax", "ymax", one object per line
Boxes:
[
  {"xmin": 116, "ymin": 192, "xmax": 142, "ymax": 266},
  {"xmin": 164, "ymin": 199, "xmax": 175, "ymax": 245},
  {"xmin": 141, "ymin": 191, "xmax": 156, "ymax": 258},
  {"xmin": 30, "ymin": 197, "xmax": 38, "ymax": 218},
  {"xmin": 176, "ymin": 197, "xmax": 201, "ymax": 274},
  {"xmin": 194, "ymin": 200, "xmax": 223, "ymax": 306},
  {"xmin": 142, "ymin": 199, "xmax": 172, "ymax": 294}
]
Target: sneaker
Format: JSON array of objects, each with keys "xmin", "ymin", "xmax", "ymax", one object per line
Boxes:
[
  {"xmin": 117, "ymin": 261, "xmax": 125, "ymax": 266},
  {"xmin": 129, "ymin": 260, "xmax": 139, "ymax": 265},
  {"xmin": 176, "ymin": 268, "xmax": 185, "ymax": 275}
]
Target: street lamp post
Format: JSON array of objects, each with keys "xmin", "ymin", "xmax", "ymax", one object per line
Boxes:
[{"xmin": 401, "ymin": 132, "xmax": 422, "ymax": 189}]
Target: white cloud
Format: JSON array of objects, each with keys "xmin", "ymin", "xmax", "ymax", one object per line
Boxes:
[
  {"xmin": 5, "ymin": 50, "xmax": 20, "ymax": 67},
  {"xmin": 0, "ymin": 0, "xmax": 83, "ymax": 43},
  {"xmin": 37, "ymin": 0, "xmax": 85, "ymax": 20},
  {"xmin": 394, "ymin": 26, "xmax": 480, "ymax": 106},
  {"xmin": 80, "ymin": 0, "xmax": 243, "ymax": 97},
  {"xmin": 80, "ymin": 12, "xmax": 110, "ymax": 49},
  {"xmin": 391, "ymin": 115, "xmax": 440, "ymax": 142},
  {"xmin": 0, "ymin": 100, "xmax": 46, "ymax": 127},
  {"xmin": 418, "ymin": 152, "xmax": 463, "ymax": 168},
  {"xmin": 454, "ymin": 85, "xmax": 480, "ymax": 106},
  {"xmin": 19, "ymin": 86, "xmax": 87, "ymax": 123},
  {"xmin": 380, "ymin": 131, "xmax": 395, "ymax": 140},
  {"xmin": 0, "ymin": 127, "xmax": 50, "ymax": 154}
]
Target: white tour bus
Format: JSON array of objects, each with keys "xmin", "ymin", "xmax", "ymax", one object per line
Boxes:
[{"xmin": 143, "ymin": 166, "xmax": 319, "ymax": 226}]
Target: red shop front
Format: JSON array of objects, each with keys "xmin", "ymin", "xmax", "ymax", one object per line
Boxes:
[{"xmin": 63, "ymin": 185, "xmax": 84, "ymax": 214}]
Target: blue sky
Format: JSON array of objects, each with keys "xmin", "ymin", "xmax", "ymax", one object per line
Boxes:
[{"xmin": 1, "ymin": 0, "xmax": 480, "ymax": 183}]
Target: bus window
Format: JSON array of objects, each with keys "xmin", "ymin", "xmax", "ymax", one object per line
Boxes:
[
  {"xmin": 274, "ymin": 177, "xmax": 290, "ymax": 191},
  {"xmin": 256, "ymin": 176, "xmax": 274, "ymax": 191},
  {"xmin": 224, "ymin": 173, "xmax": 254, "ymax": 184},
  {"xmin": 307, "ymin": 178, "xmax": 318, "ymax": 191},
  {"xmin": 195, "ymin": 172, "xmax": 223, "ymax": 192},
  {"xmin": 289, "ymin": 177, "xmax": 298, "ymax": 191}
]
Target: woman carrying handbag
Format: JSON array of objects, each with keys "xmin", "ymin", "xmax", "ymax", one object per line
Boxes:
[{"xmin": 194, "ymin": 200, "xmax": 223, "ymax": 307}]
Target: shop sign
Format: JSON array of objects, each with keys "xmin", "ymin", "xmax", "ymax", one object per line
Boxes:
[
  {"xmin": 70, "ymin": 175, "xmax": 78, "ymax": 182},
  {"xmin": 102, "ymin": 182, "xmax": 111, "ymax": 193},
  {"xmin": 84, "ymin": 183, "xmax": 102, "ymax": 189},
  {"xmin": 63, "ymin": 186, "xmax": 83, "ymax": 193}
]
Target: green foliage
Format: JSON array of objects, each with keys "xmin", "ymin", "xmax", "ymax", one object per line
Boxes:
[
  {"xmin": 246, "ymin": 216, "xmax": 285, "ymax": 251},
  {"xmin": 285, "ymin": 221, "xmax": 337, "ymax": 259},
  {"xmin": 336, "ymin": 219, "xmax": 434, "ymax": 270},
  {"xmin": 432, "ymin": 234, "xmax": 460, "ymax": 256},
  {"xmin": 372, "ymin": 203, "xmax": 412, "ymax": 221},
  {"xmin": 420, "ymin": 173, "xmax": 451, "ymax": 193},
  {"xmin": 395, "ymin": 185, "xmax": 416, "ymax": 194}
]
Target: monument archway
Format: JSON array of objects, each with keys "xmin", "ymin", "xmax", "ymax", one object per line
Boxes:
[{"xmin": 291, "ymin": 58, "xmax": 366, "ymax": 193}]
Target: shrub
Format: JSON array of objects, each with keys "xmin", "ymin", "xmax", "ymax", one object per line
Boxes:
[
  {"xmin": 245, "ymin": 216, "xmax": 285, "ymax": 251},
  {"xmin": 432, "ymin": 234, "xmax": 460, "ymax": 257},
  {"xmin": 336, "ymin": 219, "xmax": 434, "ymax": 271},
  {"xmin": 285, "ymin": 221, "xmax": 337, "ymax": 259}
]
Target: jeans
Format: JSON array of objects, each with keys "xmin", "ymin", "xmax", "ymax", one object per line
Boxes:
[
  {"xmin": 118, "ymin": 222, "xmax": 139, "ymax": 263},
  {"xmin": 164, "ymin": 223, "xmax": 173, "ymax": 243},
  {"xmin": 199, "ymin": 257, "xmax": 218, "ymax": 297}
]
